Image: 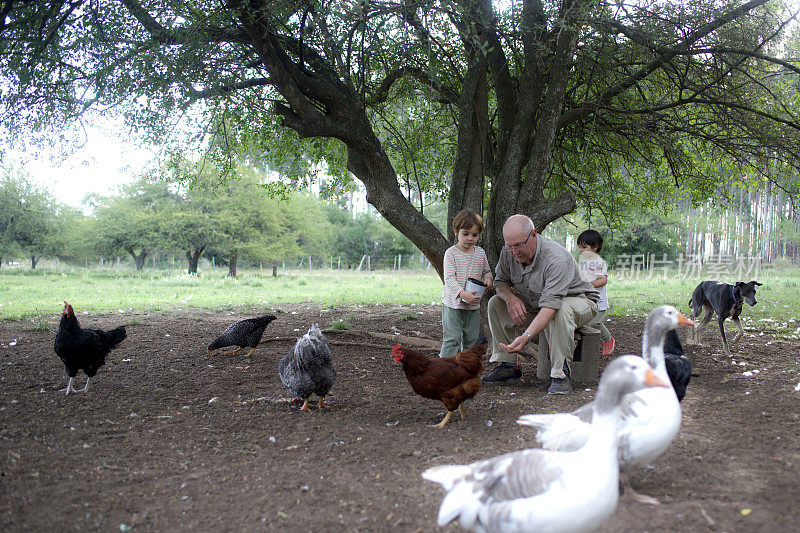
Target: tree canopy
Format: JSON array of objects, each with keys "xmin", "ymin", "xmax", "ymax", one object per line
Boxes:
[
  {"xmin": 0, "ymin": 167, "xmax": 62, "ymax": 268},
  {"xmin": 2, "ymin": 0, "xmax": 799, "ymax": 278}
]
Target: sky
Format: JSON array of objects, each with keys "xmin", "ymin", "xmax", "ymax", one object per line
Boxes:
[{"xmin": 6, "ymin": 125, "xmax": 155, "ymax": 213}]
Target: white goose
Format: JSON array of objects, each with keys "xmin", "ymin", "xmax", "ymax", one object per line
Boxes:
[
  {"xmin": 518, "ymin": 305, "xmax": 693, "ymax": 504},
  {"xmin": 422, "ymin": 356, "xmax": 668, "ymax": 533}
]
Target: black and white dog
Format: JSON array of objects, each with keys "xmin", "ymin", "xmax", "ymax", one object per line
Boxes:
[{"xmin": 687, "ymin": 280, "xmax": 762, "ymax": 357}]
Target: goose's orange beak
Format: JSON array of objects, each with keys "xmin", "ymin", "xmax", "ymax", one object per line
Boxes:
[
  {"xmin": 677, "ymin": 313, "xmax": 694, "ymax": 327},
  {"xmin": 644, "ymin": 368, "xmax": 670, "ymax": 388}
]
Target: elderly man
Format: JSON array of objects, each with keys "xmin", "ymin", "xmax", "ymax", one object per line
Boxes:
[{"xmin": 482, "ymin": 215, "xmax": 599, "ymax": 394}]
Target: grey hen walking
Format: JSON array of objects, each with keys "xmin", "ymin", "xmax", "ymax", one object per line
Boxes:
[{"xmin": 279, "ymin": 324, "xmax": 336, "ymax": 411}]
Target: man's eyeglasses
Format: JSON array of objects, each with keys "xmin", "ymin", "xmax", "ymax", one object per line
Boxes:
[{"xmin": 506, "ymin": 231, "xmax": 533, "ymax": 251}]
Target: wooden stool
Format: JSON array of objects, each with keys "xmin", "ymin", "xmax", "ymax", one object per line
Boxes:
[{"xmin": 536, "ymin": 326, "xmax": 601, "ymax": 384}]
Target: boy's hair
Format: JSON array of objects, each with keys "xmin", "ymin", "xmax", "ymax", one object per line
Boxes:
[
  {"xmin": 452, "ymin": 209, "xmax": 484, "ymax": 233},
  {"xmin": 577, "ymin": 229, "xmax": 604, "ymax": 252}
]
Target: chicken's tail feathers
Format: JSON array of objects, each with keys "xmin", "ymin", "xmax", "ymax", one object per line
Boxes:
[
  {"xmin": 306, "ymin": 323, "xmax": 330, "ymax": 344},
  {"xmin": 107, "ymin": 325, "xmax": 127, "ymax": 347}
]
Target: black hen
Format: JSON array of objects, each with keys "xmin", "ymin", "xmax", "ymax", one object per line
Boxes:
[
  {"xmin": 207, "ymin": 315, "xmax": 277, "ymax": 357},
  {"xmin": 663, "ymin": 328, "xmax": 692, "ymax": 401},
  {"xmin": 279, "ymin": 324, "xmax": 336, "ymax": 411},
  {"xmin": 54, "ymin": 302, "xmax": 127, "ymax": 395}
]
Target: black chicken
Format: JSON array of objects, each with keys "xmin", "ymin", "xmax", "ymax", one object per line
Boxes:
[
  {"xmin": 54, "ymin": 302, "xmax": 127, "ymax": 395},
  {"xmin": 663, "ymin": 328, "xmax": 692, "ymax": 401},
  {"xmin": 279, "ymin": 324, "xmax": 336, "ymax": 411},
  {"xmin": 207, "ymin": 315, "xmax": 277, "ymax": 357}
]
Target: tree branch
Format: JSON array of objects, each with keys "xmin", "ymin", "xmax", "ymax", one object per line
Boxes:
[
  {"xmin": 366, "ymin": 66, "xmax": 459, "ymax": 106},
  {"xmin": 562, "ymin": 0, "xmax": 773, "ymax": 127},
  {"xmin": 189, "ymin": 77, "xmax": 273, "ymax": 99}
]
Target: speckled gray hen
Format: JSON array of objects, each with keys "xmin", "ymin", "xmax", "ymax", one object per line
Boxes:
[{"xmin": 279, "ymin": 324, "xmax": 336, "ymax": 411}]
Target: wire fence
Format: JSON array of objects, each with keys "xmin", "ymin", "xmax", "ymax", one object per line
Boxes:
[
  {"xmin": 4, "ymin": 250, "xmax": 792, "ymax": 279},
  {"xmin": 2, "ymin": 253, "xmax": 435, "ymax": 273}
]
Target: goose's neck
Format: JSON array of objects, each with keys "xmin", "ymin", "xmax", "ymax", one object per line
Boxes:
[{"xmin": 642, "ymin": 330, "xmax": 668, "ymax": 376}]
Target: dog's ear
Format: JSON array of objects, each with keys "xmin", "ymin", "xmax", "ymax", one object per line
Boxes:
[
  {"xmin": 754, "ymin": 281, "xmax": 762, "ymax": 286},
  {"xmin": 735, "ymin": 281, "xmax": 744, "ymax": 287}
]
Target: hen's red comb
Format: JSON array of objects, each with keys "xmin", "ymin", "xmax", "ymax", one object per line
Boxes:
[{"xmin": 392, "ymin": 343, "xmax": 403, "ymax": 356}]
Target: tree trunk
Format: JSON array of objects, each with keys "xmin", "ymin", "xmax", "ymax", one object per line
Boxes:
[
  {"xmin": 447, "ymin": 54, "xmax": 489, "ymax": 243},
  {"xmin": 186, "ymin": 248, "xmax": 204, "ymax": 275},
  {"xmin": 344, "ymin": 137, "xmax": 450, "ymax": 279},
  {"xmin": 128, "ymin": 247, "xmax": 148, "ymax": 271},
  {"xmin": 30, "ymin": 255, "xmax": 38, "ymax": 270},
  {"xmin": 228, "ymin": 253, "xmax": 237, "ymax": 277}
]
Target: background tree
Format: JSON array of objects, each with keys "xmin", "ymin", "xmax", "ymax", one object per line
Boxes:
[
  {"xmin": 1, "ymin": 1, "xmax": 798, "ymax": 278},
  {"xmin": 158, "ymin": 187, "xmax": 226, "ymax": 275},
  {"xmin": 0, "ymin": 170, "xmax": 60, "ymax": 268},
  {"xmin": 48, "ymin": 204, "xmax": 91, "ymax": 265},
  {"xmin": 0, "ymin": 168, "xmax": 24, "ymax": 265},
  {"xmin": 327, "ymin": 209, "xmax": 418, "ymax": 264},
  {"xmin": 91, "ymin": 179, "xmax": 174, "ymax": 270},
  {"xmin": 277, "ymin": 192, "xmax": 334, "ymax": 262},
  {"xmin": 204, "ymin": 168, "xmax": 290, "ymax": 277}
]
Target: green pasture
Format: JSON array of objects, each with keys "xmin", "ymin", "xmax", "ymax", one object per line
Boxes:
[{"xmin": 1, "ymin": 266, "xmax": 799, "ymax": 338}]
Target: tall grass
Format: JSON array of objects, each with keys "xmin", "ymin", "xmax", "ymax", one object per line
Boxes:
[
  {"xmin": 0, "ymin": 267, "xmax": 443, "ymax": 320},
  {"xmin": 2, "ymin": 266, "xmax": 799, "ymax": 337}
]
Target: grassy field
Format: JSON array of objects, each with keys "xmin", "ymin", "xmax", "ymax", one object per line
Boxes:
[{"xmin": 2, "ymin": 265, "xmax": 799, "ymax": 336}]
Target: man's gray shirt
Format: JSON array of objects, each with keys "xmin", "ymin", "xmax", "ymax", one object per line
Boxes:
[{"xmin": 494, "ymin": 233, "xmax": 599, "ymax": 311}]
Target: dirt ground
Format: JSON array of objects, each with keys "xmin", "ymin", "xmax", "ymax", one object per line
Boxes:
[{"xmin": 1, "ymin": 303, "xmax": 799, "ymax": 532}]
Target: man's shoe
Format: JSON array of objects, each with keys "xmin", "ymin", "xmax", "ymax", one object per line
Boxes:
[
  {"xmin": 602, "ymin": 338, "xmax": 615, "ymax": 357},
  {"xmin": 481, "ymin": 363, "xmax": 522, "ymax": 383},
  {"xmin": 547, "ymin": 377, "xmax": 572, "ymax": 395}
]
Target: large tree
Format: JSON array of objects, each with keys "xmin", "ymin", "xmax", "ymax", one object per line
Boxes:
[{"xmin": 1, "ymin": 1, "xmax": 799, "ymax": 277}]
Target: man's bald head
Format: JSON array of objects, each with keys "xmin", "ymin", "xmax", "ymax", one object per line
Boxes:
[{"xmin": 503, "ymin": 215, "xmax": 535, "ymax": 236}]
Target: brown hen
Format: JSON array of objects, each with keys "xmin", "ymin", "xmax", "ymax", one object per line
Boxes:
[{"xmin": 391, "ymin": 337, "xmax": 487, "ymax": 428}]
